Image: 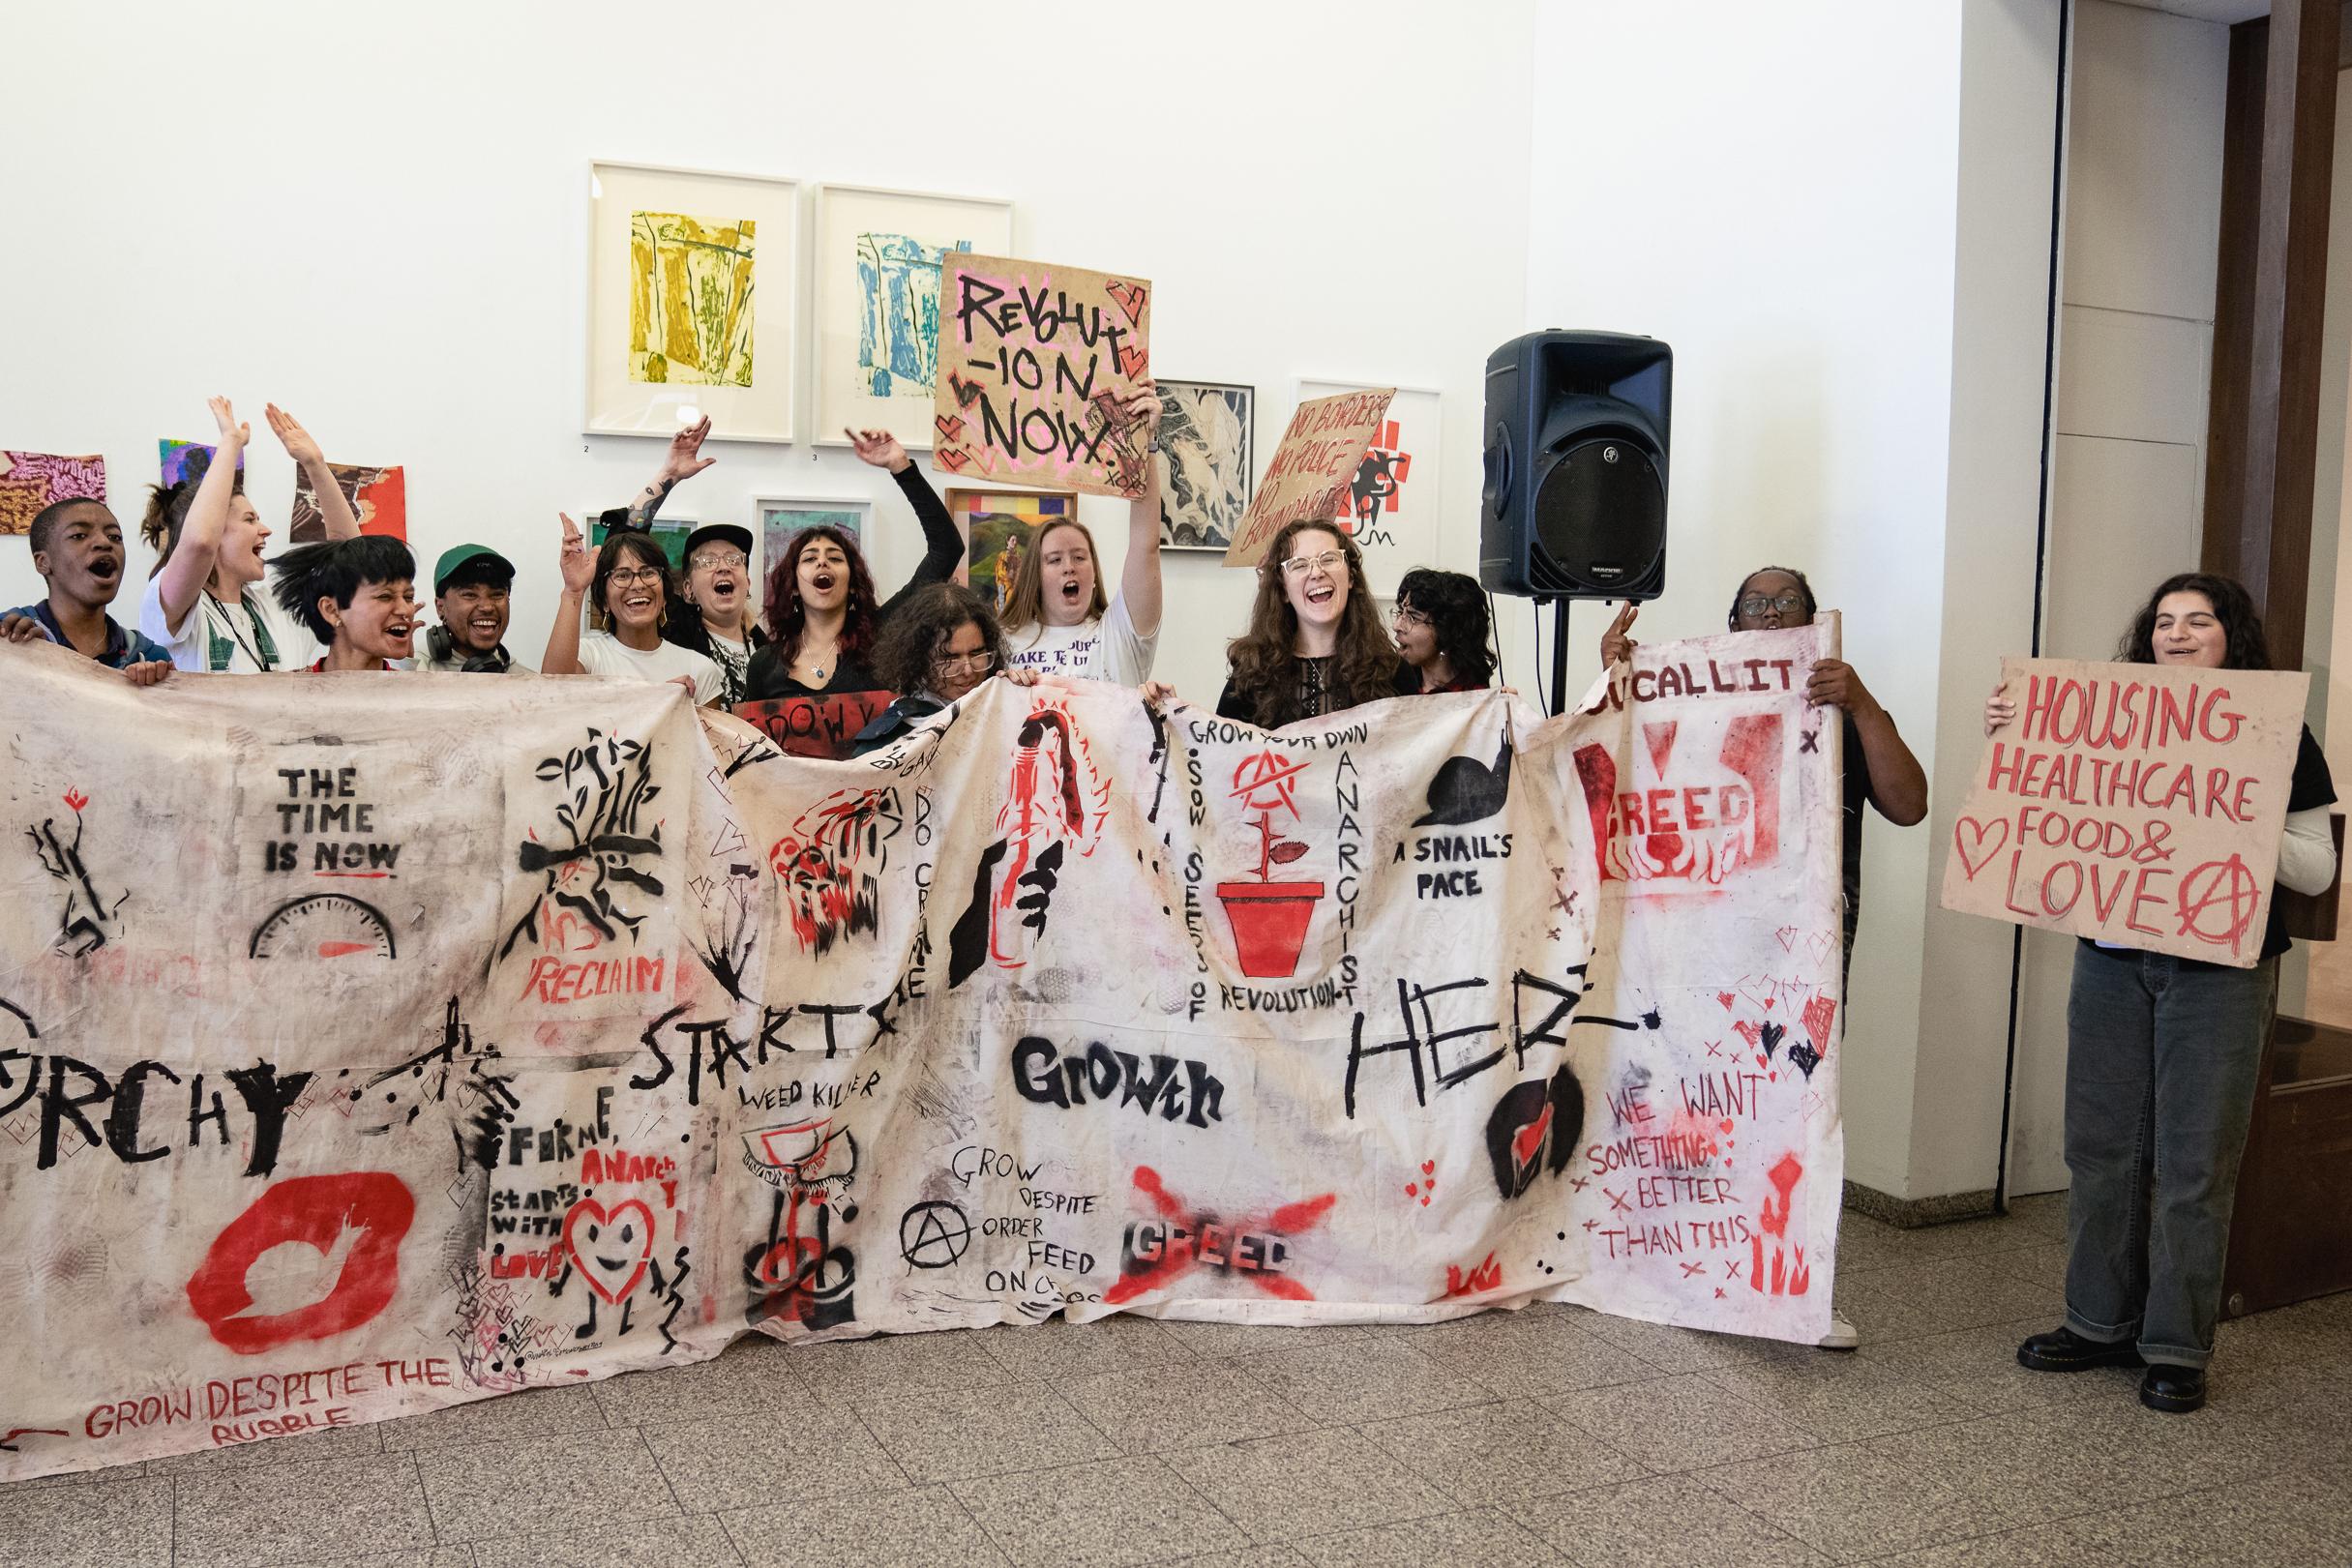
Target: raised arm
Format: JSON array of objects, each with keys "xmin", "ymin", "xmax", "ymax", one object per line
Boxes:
[
  {"xmin": 625, "ymin": 416, "xmax": 716, "ymax": 526},
  {"xmin": 156, "ymin": 397, "xmax": 251, "ymax": 633},
  {"xmin": 849, "ymin": 428, "xmax": 965, "ymax": 622},
  {"xmin": 1807, "ymin": 659, "xmax": 1929, "ymax": 827},
  {"xmin": 266, "ymin": 405, "xmax": 360, "ymax": 540},
  {"xmin": 541, "ymin": 514, "xmax": 598, "ymax": 675},
  {"xmin": 1599, "ymin": 603, "xmax": 1639, "ymax": 666},
  {"xmin": 1116, "ymin": 380, "xmax": 1165, "ymax": 637}
]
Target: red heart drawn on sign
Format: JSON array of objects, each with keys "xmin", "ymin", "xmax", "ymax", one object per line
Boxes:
[
  {"xmin": 1106, "ymin": 280, "xmax": 1146, "ymax": 325},
  {"xmin": 1116, "ymin": 343, "xmax": 1147, "ymax": 380},
  {"xmin": 1954, "ymin": 816, "xmax": 2010, "ymax": 880},
  {"xmin": 936, "ymin": 447, "xmax": 970, "ymax": 473},
  {"xmin": 562, "ymin": 1198, "xmax": 655, "ymax": 1306},
  {"xmin": 947, "ymin": 370, "xmax": 987, "ymax": 409},
  {"xmin": 935, "ymin": 414, "xmax": 964, "ymax": 445}
]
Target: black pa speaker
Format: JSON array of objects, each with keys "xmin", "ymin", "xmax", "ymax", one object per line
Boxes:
[{"xmin": 1478, "ymin": 330, "xmax": 1672, "ymax": 600}]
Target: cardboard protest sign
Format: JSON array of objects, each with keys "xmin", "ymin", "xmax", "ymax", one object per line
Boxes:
[
  {"xmin": 931, "ymin": 253, "xmax": 1152, "ymax": 498},
  {"xmin": 1223, "ymin": 388, "xmax": 1396, "ymax": 569},
  {"xmin": 735, "ymin": 692, "xmax": 894, "ymax": 759},
  {"xmin": 0, "ymin": 635, "xmax": 1841, "ymax": 1480},
  {"xmin": 1940, "ymin": 657, "xmax": 2308, "ymax": 965}
]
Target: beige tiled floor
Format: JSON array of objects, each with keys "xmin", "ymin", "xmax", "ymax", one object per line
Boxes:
[{"xmin": 5, "ymin": 1193, "xmax": 2346, "ymax": 1568}]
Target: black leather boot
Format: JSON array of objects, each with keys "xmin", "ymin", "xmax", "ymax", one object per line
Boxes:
[
  {"xmin": 2140, "ymin": 1363, "xmax": 2207, "ymax": 1412},
  {"xmin": 2017, "ymin": 1325, "xmax": 2144, "ymax": 1372}
]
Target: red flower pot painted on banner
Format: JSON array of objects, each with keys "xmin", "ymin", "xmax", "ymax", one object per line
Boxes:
[
  {"xmin": 1216, "ymin": 880, "xmax": 1325, "ymax": 977},
  {"xmin": 1217, "ymin": 803, "xmax": 1325, "ymax": 977}
]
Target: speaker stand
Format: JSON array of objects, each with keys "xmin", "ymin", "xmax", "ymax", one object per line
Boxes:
[{"xmin": 1546, "ymin": 597, "xmax": 1569, "ymax": 718}]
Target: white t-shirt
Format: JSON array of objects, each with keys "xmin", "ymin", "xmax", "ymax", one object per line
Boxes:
[
  {"xmin": 1002, "ymin": 591, "xmax": 1158, "ymax": 687},
  {"xmin": 577, "ymin": 630, "xmax": 723, "ymax": 704},
  {"xmin": 139, "ymin": 576, "xmax": 313, "ymax": 673}
]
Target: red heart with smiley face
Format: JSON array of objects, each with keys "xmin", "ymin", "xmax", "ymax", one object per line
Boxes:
[{"xmin": 561, "ymin": 1198, "xmax": 655, "ymax": 1305}]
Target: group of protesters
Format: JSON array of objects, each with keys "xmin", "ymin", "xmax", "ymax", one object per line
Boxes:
[
  {"xmin": 4, "ymin": 387, "xmax": 1514, "ymax": 754},
  {"xmin": 7, "ymin": 388, "xmax": 2331, "ymax": 1415}
]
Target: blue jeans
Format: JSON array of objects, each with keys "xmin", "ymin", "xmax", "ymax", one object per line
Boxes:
[{"xmin": 2063, "ymin": 944, "xmax": 2274, "ymax": 1370}]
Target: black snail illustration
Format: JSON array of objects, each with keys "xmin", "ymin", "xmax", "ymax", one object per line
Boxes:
[{"xmin": 1414, "ymin": 732, "xmax": 1514, "ymax": 827}]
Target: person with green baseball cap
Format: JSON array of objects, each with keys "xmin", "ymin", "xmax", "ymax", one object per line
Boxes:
[{"xmin": 417, "ymin": 544, "xmax": 532, "ymax": 674}]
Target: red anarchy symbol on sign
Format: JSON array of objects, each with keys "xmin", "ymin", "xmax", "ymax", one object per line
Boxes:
[
  {"xmin": 185, "ymin": 1172, "xmax": 414, "ymax": 1355},
  {"xmin": 2176, "ymin": 854, "xmax": 2263, "ymax": 956}
]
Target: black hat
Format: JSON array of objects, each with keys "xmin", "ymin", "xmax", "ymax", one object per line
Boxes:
[{"xmin": 681, "ymin": 523, "xmax": 754, "ymax": 565}]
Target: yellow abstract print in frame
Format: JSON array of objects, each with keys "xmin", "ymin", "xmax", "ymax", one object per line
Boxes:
[{"xmin": 628, "ymin": 210, "xmax": 756, "ymax": 387}]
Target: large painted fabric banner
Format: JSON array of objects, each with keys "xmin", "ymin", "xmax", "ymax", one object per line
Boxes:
[{"xmin": 0, "ymin": 624, "xmax": 1842, "ymax": 1478}]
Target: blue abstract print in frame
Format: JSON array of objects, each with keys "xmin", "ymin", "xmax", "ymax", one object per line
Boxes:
[{"xmin": 855, "ymin": 233, "xmax": 970, "ymax": 399}]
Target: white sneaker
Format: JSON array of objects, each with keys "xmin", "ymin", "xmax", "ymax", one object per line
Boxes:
[{"xmin": 1818, "ymin": 1314, "xmax": 1859, "ymax": 1350}]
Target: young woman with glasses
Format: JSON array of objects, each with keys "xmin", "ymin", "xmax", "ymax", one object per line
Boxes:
[
  {"xmin": 1141, "ymin": 518, "xmax": 1398, "ymax": 727},
  {"xmin": 540, "ymin": 513, "xmax": 722, "ymax": 703},
  {"xmin": 850, "ymin": 584, "xmax": 1040, "ymax": 755}
]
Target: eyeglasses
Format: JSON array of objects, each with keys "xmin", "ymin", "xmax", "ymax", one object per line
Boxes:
[
  {"xmin": 690, "ymin": 550, "xmax": 747, "ymax": 571},
  {"xmin": 1739, "ymin": 593, "xmax": 1807, "ymax": 616},
  {"xmin": 1278, "ymin": 549, "xmax": 1347, "ymax": 577},
  {"xmin": 1391, "ymin": 606, "xmax": 1433, "ymax": 629},
  {"xmin": 608, "ymin": 567, "xmax": 666, "ymax": 587},
  {"xmin": 937, "ymin": 650, "xmax": 997, "ymax": 674}
]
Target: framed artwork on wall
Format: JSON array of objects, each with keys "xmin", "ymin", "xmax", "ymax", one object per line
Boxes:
[
  {"xmin": 814, "ymin": 184, "xmax": 1013, "ymax": 451},
  {"xmin": 589, "ymin": 512, "xmax": 696, "ymax": 572},
  {"xmin": 1293, "ymin": 378, "xmax": 1442, "ymax": 597},
  {"xmin": 754, "ymin": 496, "xmax": 873, "ymax": 626},
  {"xmin": 944, "ymin": 487, "xmax": 1076, "ymax": 615},
  {"xmin": 587, "ymin": 162, "xmax": 798, "ymax": 444},
  {"xmin": 1155, "ymin": 379, "xmax": 1254, "ymax": 551}
]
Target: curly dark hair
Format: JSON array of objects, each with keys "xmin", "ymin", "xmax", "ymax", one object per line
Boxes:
[
  {"xmin": 762, "ymin": 525, "xmax": 880, "ymax": 669},
  {"xmin": 1394, "ymin": 568, "xmax": 1495, "ymax": 688},
  {"xmin": 269, "ymin": 535, "xmax": 417, "ymax": 643},
  {"xmin": 1725, "ymin": 566, "xmax": 1817, "ymax": 631},
  {"xmin": 2116, "ymin": 573, "xmax": 2272, "ymax": 670},
  {"xmin": 1225, "ymin": 518, "xmax": 1399, "ymax": 727},
  {"xmin": 588, "ymin": 532, "xmax": 680, "ymax": 633},
  {"xmin": 873, "ymin": 583, "xmax": 1005, "ymax": 698}
]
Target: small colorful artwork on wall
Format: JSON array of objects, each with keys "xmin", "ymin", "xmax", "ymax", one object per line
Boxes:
[{"xmin": 0, "ymin": 450, "xmax": 106, "ymax": 536}]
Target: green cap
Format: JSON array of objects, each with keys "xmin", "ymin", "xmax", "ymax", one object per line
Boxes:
[{"xmin": 433, "ymin": 544, "xmax": 516, "ymax": 596}]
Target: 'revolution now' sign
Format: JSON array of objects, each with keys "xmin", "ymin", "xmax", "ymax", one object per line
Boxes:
[{"xmin": 1940, "ymin": 656, "xmax": 2308, "ymax": 965}]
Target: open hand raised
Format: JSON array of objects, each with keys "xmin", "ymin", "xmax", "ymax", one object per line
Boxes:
[
  {"xmin": 265, "ymin": 404, "xmax": 324, "ymax": 467},
  {"xmin": 846, "ymin": 428, "xmax": 909, "ymax": 473},
  {"xmin": 660, "ymin": 416, "xmax": 716, "ymax": 484},
  {"xmin": 209, "ymin": 396, "xmax": 250, "ymax": 450},
  {"xmin": 558, "ymin": 514, "xmax": 597, "ymax": 595}
]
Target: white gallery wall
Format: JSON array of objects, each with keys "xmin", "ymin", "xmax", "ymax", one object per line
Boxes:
[
  {"xmin": 1525, "ymin": 0, "xmax": 2066, "ymax": 1201},
  {"xmin": 0, "ymin": 0, "xmax": 1535, "ymax": 708}
]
